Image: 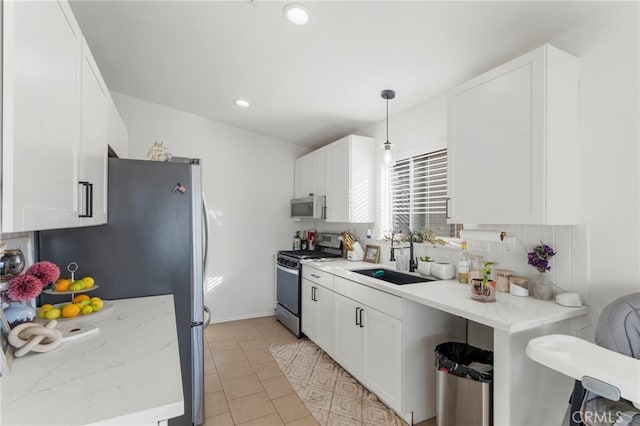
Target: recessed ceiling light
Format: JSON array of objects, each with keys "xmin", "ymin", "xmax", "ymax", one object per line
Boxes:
[
  {"xmin": 283, "ymin": 4, "xmax": 311, "ymax": 25},
  {"xmin": 234, "ymin": 98, "xmax": 250, "ymax": 108}
]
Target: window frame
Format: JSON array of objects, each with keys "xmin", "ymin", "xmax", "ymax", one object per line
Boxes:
[{"xmin": 385, "ymin": 140, "xmax": 461, "ymax": 240}]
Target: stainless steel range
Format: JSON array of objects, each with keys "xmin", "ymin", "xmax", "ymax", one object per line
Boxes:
[{"xmin": 275, "ymin": 233, "xmax": 342, "ymax": 337}]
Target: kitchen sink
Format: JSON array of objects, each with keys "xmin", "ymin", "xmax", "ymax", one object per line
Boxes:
[{"xmin": 350, "ymin": 268, "xmax": 435, "ymax": 285}]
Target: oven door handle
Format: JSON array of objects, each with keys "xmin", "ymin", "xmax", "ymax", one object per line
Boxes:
[{"xmin": 276, "ymin": 264, "xmax": 299, "ymax": 275}]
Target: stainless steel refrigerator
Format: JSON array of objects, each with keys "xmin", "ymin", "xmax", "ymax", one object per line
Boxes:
[{"xmin": 37, "ymin": 157, "xmax": 211, "ymax": 426}]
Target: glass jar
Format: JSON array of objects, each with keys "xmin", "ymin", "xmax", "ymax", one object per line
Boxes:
[
  {"xmin": 470, "ymin": 277, "xmax": 496, "ymax": 302},
  {"xmin": 468, "ymin": 255, "xmax": 483, "ymax": 282},
  {"xmin": 495, "ymin": 269, "xmax": 513, "ymax": 293}
]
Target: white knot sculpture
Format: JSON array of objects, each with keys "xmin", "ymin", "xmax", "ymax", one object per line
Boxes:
[{"xmin": 8, "ymin": 320, "xmax": 63, "ymax": 357}]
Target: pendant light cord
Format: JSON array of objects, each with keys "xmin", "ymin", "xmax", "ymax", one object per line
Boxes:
[{"xmin": 386, "ymin": 97, "xmax": 389, "ymax": 143}]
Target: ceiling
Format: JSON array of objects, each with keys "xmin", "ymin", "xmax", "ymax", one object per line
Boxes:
[{"xmin": 69, "ymin": 1, "xmax": 613, "ymax": 149}]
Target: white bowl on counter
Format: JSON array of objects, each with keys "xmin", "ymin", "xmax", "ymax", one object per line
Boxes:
[
  {"xmin": 431, "ymin": 262, "xmax": 455, "ymax": 280},
  {"xmin": 417, "ymin": 261, "xmax": 433, "ymax": 277},
  {"xmin": 510, "ymin": 282, "xmax": 530, "ymax": 297}
]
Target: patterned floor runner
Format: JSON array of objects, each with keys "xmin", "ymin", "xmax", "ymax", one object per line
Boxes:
[{"xmin": 269, "ymin": 339, "xmax": 408, "ymax": 426}]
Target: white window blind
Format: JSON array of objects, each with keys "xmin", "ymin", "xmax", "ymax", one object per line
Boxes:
[{"xmin": 391, "ymin": 148, "xmax": 459, "ymax": 237}]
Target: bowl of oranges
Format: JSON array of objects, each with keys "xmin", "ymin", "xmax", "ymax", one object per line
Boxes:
[{"xmin": 37, "ymin": 295, "xmax": 110, "ymax": 321}]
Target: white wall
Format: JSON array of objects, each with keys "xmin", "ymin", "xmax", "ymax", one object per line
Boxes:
[
  {"xmin": 111, "ymin": 92, "xmax": 307, "ymax": 323},
  {"xmin": 358, "ymin": 4, "xmax": 639, "ymax": 339},
  {"xmin": 550, "ymin": 6, "xmax": 640, "ymax": 331}
]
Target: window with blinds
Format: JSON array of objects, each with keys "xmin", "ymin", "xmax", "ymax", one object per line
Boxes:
[{"xmin": 390, "ymin": 148, "xmax": 460, "ymax": 237}]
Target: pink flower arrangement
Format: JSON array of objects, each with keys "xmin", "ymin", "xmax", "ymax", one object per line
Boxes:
[
  {"xmin": 25, "ymin": 261, "xmax": 60, "ymax": 288},
  {"xmin": 6, "ymin": 275, "xmax": 42, "ymax": 302},
  {"xmin": 5, "ymin": 261, "xmax": 61, "ymax": 302}
]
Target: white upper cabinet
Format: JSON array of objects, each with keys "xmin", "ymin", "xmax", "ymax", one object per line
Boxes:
[
  {"xmin": 293, "ymin": 146, "xmax": 326, "ymax": 199},
  {"xmin": 325, "ymin": 135, "xmax": 375, "ymax": 223},
  {"xmin": 312, "ymin": 146, "xmax": 327, "ymax": 198},
  {"xmin": 293, "ymin": 153, "xmax": 314, "ymax": 198},
  {"xmin": 79, "ymin": 36, "xmax": 108, "ymax": 225},
  {"xmin": 107, "ymin": 95, "xmax": 129, "ymax": 159},
  {"xmin": 2, "ymin": 0, "xmax": 82, "ymax": 232},
  {"xmin": 1, "ymin": 0, "xmax": 120, "ymax": 232},
  {"xmin": 447, "ymin": 44, "xmax": 579, "ymax": 225}
]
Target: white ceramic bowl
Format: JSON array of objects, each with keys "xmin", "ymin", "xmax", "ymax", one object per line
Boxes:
[
  {"xmin": 510, "ymin": 282, "xmax": 530, "ymax": 297},
  {"xmin": 417, "ymin": 261, "xmax": 432, "ymax": 277},
  {"xmin": 431, "ymin": 262, "xmax": 455, "ymax": 280}
]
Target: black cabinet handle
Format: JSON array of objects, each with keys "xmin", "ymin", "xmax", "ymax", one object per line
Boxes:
[
  {"xmin": 78, "ymin": 181, "xmax": 93, "ymax": 218},
  {"xmin": 359, "ymin": 308, "xmax": 364, "ymax": 328},
  {"xmin": 355, "ymin": 307, "xmax": 360, "ymax": 326},
  {"xmin": 311, "ymin": 286, "xmax": 317, "ymax": 302},
  {"xmin": 88, "ymin": 182, "xmax": 93, "ymax": 217}
]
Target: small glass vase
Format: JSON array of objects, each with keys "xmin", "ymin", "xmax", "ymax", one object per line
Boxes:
[
  {"xmin": 532, "ymin": 272, "xmax": 554, "ymax": 301},
  {"xmin": 3, "ymin": 300, "xmax": 36, "ymax": 328}
]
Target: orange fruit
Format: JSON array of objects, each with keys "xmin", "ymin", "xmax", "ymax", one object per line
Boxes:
[
  {"xmin": 73, "ymin": 294, "xmax": 90, "ymax": 304},
  {"xmin": 54, "ymin": 279, "xmax": 72, "ymax": 292},
  {"xmin": 61, "ymin": 305, "xmax": 80, "ymax": 318}
]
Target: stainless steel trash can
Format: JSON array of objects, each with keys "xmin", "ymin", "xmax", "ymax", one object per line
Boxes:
[
  {"xmin": 435, "ymin": 342, "xmax": 493, "ymax": 426},
  {"xmin": 436, "ymin": 369, "xmax": 492, "ymax": 426}
]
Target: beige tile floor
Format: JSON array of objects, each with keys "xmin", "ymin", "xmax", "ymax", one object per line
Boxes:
[{"xmin": 203, "ymin": 315, "xmax": 435, "ymax": 426}]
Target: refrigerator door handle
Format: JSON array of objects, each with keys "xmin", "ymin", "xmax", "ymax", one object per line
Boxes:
[
  {"xmin": 203, "ymin": 305, "xmax": 211, "ymax": 329},
  {"xmin": 202, "ymin": 194, "xmax": 211, "ymax": 277}
]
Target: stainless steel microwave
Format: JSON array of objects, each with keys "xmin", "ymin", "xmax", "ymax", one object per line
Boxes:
[{"xmin": 291, "ymin": 196, "xmax": 325, "ymax": 219}]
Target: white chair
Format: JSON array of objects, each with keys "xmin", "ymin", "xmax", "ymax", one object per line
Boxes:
[{"xmin": 526, "ymin": 293, "xmax": 640, "ymax": 426}]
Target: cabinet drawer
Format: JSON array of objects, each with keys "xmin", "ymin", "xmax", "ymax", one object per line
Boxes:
[
  {"xmin": 302, "ymin": 266, "xmax": 334, "ymax": 290},
  {"xmin": 334, "ymin": 277, "xmax": 403, "ymax": 320}
]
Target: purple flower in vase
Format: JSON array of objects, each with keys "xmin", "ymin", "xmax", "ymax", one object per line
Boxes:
[{"xmin": 527, "ymin": 242, "xmax": 556, "ymax": 273}]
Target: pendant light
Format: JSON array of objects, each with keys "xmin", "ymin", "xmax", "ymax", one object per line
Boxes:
[{"xmin": 381, "ymin": 89, "xmax": 395, "ymax": 164}]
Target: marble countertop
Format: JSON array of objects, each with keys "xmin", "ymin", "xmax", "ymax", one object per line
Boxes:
[
  {"xmin": 302, "ymin": 259, "xmax": 587, "ymax": 333},
  {"xmin": 1, "ymin": 295, "xmax": 184, "ymax": 426}
]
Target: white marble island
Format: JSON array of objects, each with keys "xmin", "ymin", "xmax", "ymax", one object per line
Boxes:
[
  {"xmin": 1, "ymin": 295, "xmax": 184, "ymax": 426},
  {"xmin": 303, "ymin": 259, "xmax": 588, "ymax": 426}
]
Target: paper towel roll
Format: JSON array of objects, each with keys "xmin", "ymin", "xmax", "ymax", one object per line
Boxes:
[
  {"xmin": 347, "ymin": 241, "xmax": 365, "ymax": 261},
  {"xmin": 459, "ymin": 230, "xmax": 506, "ymax": 242}
]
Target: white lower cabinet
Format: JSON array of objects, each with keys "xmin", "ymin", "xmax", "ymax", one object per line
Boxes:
[
  {"xmin": 334, "ymin": 292, "xmax": 403, "ymax": 411},
  {"xmin": 361, "ymin": 305, "xmax": 402, "ymax": 410},
  {"xmin": 301, "ymin": 278, "xmax": 334, "ymax": 354},
  {"xmin": 302, "ymin": 267, "xmax": 466, "ymax": 423},
  {"xmin": 332, "ymin": 293, "xmax": 363, "ymax": 375}
]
